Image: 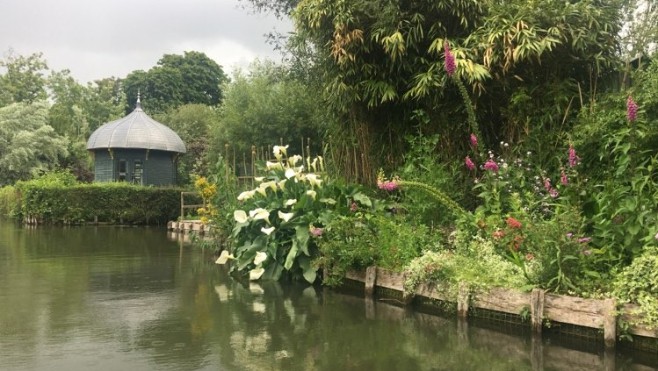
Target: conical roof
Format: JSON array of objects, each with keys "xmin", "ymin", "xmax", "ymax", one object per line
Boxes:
[{"xmin": 87, "ymin": 100, "xmax": 186, "ymax": 153}]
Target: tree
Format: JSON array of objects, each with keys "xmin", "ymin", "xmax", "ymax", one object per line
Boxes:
[
  {"xmin": 0, "ymin": 51, "xmax": 49, "ymax": 106},
  {"xmin": 48, "ymin": 69, "xmax": 88, "ymax": 139},
  {"xmin": 288, "ymin": 0, "xmax": 623, "ymax": 182},
  {"xmin": 0, "ymin": 101, "xmax": 69, "ymax": 185},
  {"xmin": 155, "ymin": 104, "xmax": 221, "ymax": 185},
  {"xmin": 122, "ymin": 51, "xmax": 228, "ymax": 114},
  {"xmin": 209, "ymin": 60, "xmax": 326, "ymax": 162},
  {"xmin": 83, "ymin": 77, "xmax": 126, "ymax": 133}
]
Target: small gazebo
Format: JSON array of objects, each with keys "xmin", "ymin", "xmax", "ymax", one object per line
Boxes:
[{"xmin": 86, "ymin": 98, "xmax": 186, "ymax": 186}]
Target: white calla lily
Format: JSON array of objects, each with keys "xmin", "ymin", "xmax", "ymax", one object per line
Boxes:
[
  {"xmin": 249, "ymin": 208, "xmax": 270, "ymax": 221},
  {"xmin": 261, "ymin": 226, "xmax": 276, "ymax": 235},
  {"xmin": 249, "ymin": 267, "xmax": 265, "ymax": 281},
  {"xmin": 284, "ymin": 167, "xmax": 297, "ymax": 179},
  {"xmin": 260, "ymin": 181, "xmax": 277, "ymax": 192},
  {"xmin": 306, "ymin": 190, "xmax": 317, "ymax": 200},
  {"xmin": 305, "ymin": 173, "xmax": 322, "ymax": 188},
  {"xmin": 254, "ymin": 251, "xmax": 268, "ymax": 265},
  {"xmin": 266, "ymin": 161, "xmax": 283, "ymax": 170},
  {"xmin": 288, "ymin": 155, "xmax": 302, "ymax": 166},
  {"xmin": 215, "ymin": 250, "xmax": 235, "ymax": 265},
  {"xmin": 234, "ymin": 210, "xmax": 249, "ymax": 223},
  {"xmin": 254, "ymin": 177, "xmax": 265, "ymax": 182},
  {"xmin": 284, "ymin": 199, "xmax": 297, "ymax": 206},
  {"xmin": 273, "ymin": 145, "xmax": 289, "ymax": 158},
  {"xmin": 278, "ymin": 211, "xmax": 294, "ymax": 222},
  {"xmin": 237, "ymin": 190, "xmax": 256, "ymax": 201},
  {"xmin": 277, "ymin": 179, "xmax": 287, "ymax": 190}
]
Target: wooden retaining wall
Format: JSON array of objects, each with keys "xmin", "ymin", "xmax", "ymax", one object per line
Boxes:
[
  {"xmin": 167, "ymin": 220, "xmax": 211, "ymax": 235},
  {"xmin": 338, "ymin": 292, "xmax": 657, "ymax": 371},
  {"xmin": 345, "ymin": 266, "xmax": 658, "ymax": 350}
]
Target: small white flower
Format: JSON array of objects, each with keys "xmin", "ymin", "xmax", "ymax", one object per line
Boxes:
[
  {"xmin": 234, "ymin": 210, "xmax": 248, "ymax": 223},
  {"xmin": 261, "ymin": 226, "xmax": 275, "ymax": 235},
  {"xmin": 215, "ymin": 250, "xmax": 235, "ymax": 265},
  {"xmin": 249, "ymin": 208, "xmax": 270, "ymax": 221},
  {"xmin": 284, "ymin": 199, "xmax": 297, "ymax": 207},
  {"xmin": 254, "ymin": 251, "xmax": 268, "ymax": 265},
  {"xmin": 237, "ymin": 190, "xmax": 256, "ymax": 201},
  {"xmin": 306, "ymin": 190, "xmax": 317, "ymax": 200},
  {"xmin": 249, "ymin": 267, "xmax": 265, "ymax": 281},
  {"xmin": 255, "ymin": 187, "xmax": 267, "ymax": 197},
  {"xmin": 278, "ymin": 211, "xmax": 294, "ymax": 222},
  {"xmin": 254, "ymin": 177, "xmax": 265, "ymax": 182},
  {"xmin": 260, "ymin": 181, "xmax": 277, "ymax": 192}
]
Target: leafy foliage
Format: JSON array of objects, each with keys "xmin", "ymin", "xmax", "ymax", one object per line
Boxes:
[
  {"xmin": 0, "ymin": 101, "xmax": 69, "ymax": 185},
  {"xmin": 14, "ymin": 177, "xmax": 183, "ymax": 225}
]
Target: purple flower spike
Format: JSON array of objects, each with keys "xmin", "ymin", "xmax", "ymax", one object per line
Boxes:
[
  {"xmin": 465, "ymin": 156, "xmax": 476, "ymax": 171},
  {"xmin": 578, "ymin": 237, "xmax": 592, "ymax": 243},
  {"xmin": 568, "ymin": 145, "xmax": 579, "ymax": 168},
  {"xmin": 627, "ymin": 96, "xmax": 638, "ymax": 122},
  {"xmin": 561, "ymin": 170, "xmax": 568, "ymax": 186},
  {"xmin": 444, "ymin": 41, "xmax": 456, "ymax": 77},
  {"xmin": 469, "ymin": 133, "xmax": 478, "ymax": 149}
]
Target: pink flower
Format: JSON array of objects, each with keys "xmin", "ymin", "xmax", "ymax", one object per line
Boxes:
[
  {"xmin": 627, "ymin": 96, "xmax": 638, "ymax": 122},
  {"xmin": 469, "ymin": 133, "xmax": 478, "ymax": 149},
  {"xmin": 310, "ymin": 227, "xmax": 324, "ymax": 237},
  {"xmin": 444, "ymin": 41, "xmax": 456, "ymax": 76},
  {"xmin": 465, "ymin": 156, "xmax": 476, "ymax": 171},
  {"xmin": 506, "ymin": 217, "xmax": 522, "ymax": 229},
  {"xmin": 350, "ymin": 202, "xmax": 358, "ymax": 212},
  {"xmin": 543, "ymin": 178, "xmax": 552, "ymax": 192},
  {"xmin": 549, "ymin": 188, "xmax": 559, "ymax": 198},
  {"xmin": 378, "ymin": 180, "xmax": 398, "ymax": 192},
  {"xmin": 483, "ymin": 159, "xmax": 499, "ymax": 172},
  {"xmin": 560, "ymin": 170, "xmax": 568, "ymax": 186},
  {"xmin": 578, "ymin": 237, "xmax": 592, "ymax": 243},
  {"xmin": 568, "ymin": 145, "xmax": 579, "ymax": 168}
]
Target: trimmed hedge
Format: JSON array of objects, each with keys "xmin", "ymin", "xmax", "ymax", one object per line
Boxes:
[{"xmin": 12, "ymin": 182, "xmax": 192, "ymax": 225}]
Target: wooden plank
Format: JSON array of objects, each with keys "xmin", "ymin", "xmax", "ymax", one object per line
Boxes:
[
  {"xmin": 531, "ymin": 288, "xmax": 545, "ymax": 334},
  {"xmin": 544, "ymin": 294, "xmax": 606, "ymax": 328},
  {"xmin": 472, "ymin": 287, "xmax": 532, "ymax": 315},
  {"xmin": 364, "ymin": 266, "xmax": 377, "ymax": 297},
  {"xmin": 457, "ymin": 282, "xmax": 469, "ymax": 318},
  {"xmin": 603, "ymin": 298, "xmax": 616, "ymax": 349},
  {"xmin": 345, "ymin": 270, "xmax": 366, "ymax": 282},
  {"xmin": 414, "ymin": 282, "xmax": 451, "ymax": 301},
  {"xmin": 374, "ymin": 268, "xmax": 405, "ymax": 291}
]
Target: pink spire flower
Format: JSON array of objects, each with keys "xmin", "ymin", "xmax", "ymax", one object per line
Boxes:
[
  {"xmin": 560, "ymin": 170, "xmax": 568, "ymax": 186},
  {"xmin": 483, "ymin": 159, "xmax": 499, "ymax": 172},
  {"xmin": 465, "ymin": 156, "xmax": 476, "ymax": 171},
  {"xmin": 568, "ymin": 145, "xmax": 579, "ymax": 168},
  {"xmin": 444, "ymin": 41, "xmax": 456, "ymax": 76},
  {"xmin": 469, "ymin": 133, "xmax": 478, "ymax": 149},
  {"xmin": 378, "ymin": 180, "xmax": 399, "ymax": 192},
  {"xmin": 627, "ymin": 96, "xmax": 638, "ymax": 122}
]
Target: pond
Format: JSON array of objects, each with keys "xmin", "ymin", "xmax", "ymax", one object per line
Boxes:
[{"xmin": 0, "ymin": 222, "xmax": 656, "ymax": 371}]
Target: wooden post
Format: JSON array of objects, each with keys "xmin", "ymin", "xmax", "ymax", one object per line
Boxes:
[
  {"xmin": 364, "ymin": 266, "xmax": 377, "ymax": 297},
  {"xmin": 531, "ymin": 335, "xmax": 544, "ymax": 371},
  {"xmin": 531, "ymin": 288, "xmax": 545, "ymax": 334},
  {"xmin": 603, "ymin": 298, "xmax": 617, "ymax": 349},
  {"xmin": 457, "ymin": 282, "xmax": 469, "ymax": 318},
  {"xmin": 365, "ymin": 296, "xmax": 376, "ymax": 320}
]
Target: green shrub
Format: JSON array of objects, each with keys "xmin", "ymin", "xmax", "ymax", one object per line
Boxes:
[
  {"xmin": 0, "ymin": 185, "xmax": 20, "ymax": 218},
  {"xmin": 317, "ymin": 213, "xmax": 435, "ymax": 286},
  {"xmin": 613, "ymin": 248, "xmax": 658, "ymax": 329},
  {"xmin": 15, "ymin": 180, "xmax": 184, "ymax": 225}
]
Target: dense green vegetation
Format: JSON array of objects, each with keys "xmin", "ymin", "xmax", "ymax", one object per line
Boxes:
[{"xmin": 2, "ymin": 0, "xmax": 658, "ymax": 332}]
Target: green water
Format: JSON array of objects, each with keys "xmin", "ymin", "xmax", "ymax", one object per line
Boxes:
[{"xmin": 0, "ymin": 222, "xmax": 655, "ymax": 371}]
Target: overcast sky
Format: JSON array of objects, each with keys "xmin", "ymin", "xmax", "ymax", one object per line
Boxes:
[{"xmin": 0, "ymin": 0, "xmax": 293, "ymax": 83}]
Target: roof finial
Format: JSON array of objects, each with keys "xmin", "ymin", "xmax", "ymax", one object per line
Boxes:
[{"xmin": 136, "ymin": 89, "xmax": 142, "ymax": 110}]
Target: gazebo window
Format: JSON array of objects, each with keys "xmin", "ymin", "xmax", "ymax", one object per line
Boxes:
[
  {"xmin": 118, "ymin": 159, "xmax": 127, "ymax": 181},
  {"xmin": 133, "ymin": 160, "xmax": 143, "ymax": 185}
]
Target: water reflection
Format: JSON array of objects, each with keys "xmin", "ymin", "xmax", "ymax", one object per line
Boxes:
[{"xmin": 1, "ymin": 223, "xmax": 657, "ymax": 370}]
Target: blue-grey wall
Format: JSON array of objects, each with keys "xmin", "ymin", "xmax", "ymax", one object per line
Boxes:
[{"xmin": 91, "ymin": 149, "xmax": 179, "ymax": 186}]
